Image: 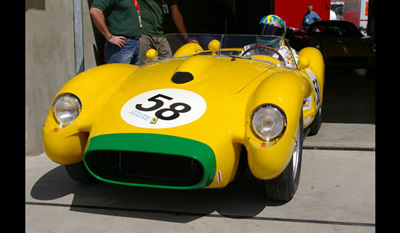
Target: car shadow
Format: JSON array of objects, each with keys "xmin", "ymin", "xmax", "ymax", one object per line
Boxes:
[{"xmin": 30, "ymin": 165, "xmax": 286, "ymax": 223}]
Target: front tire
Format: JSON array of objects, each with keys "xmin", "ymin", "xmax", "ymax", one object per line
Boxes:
[
  {"xmin": 264, "ymin": 113, "xmax": 303, "ymax": 201},
  {"xmin": 65, "ymin": 161, "xmax": 97, "ymax": 184},
  {"xmin": 308, "ymin": 107, "xmax": 322, "ymax": 136}
]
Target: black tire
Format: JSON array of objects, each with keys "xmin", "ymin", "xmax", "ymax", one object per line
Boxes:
[
  {"xmin": 308, "ymin": 107, "xmax": 322, "ymax": 136},
  {"xmin": 264, "ymin": 112, "xmax": 303, "ymax": 201},
  {"xmin": 65, "ymin": 161, "xmax": 97, "ymax": 184}
]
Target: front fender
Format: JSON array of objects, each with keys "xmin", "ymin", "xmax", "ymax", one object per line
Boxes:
[
  {"xmin": 42, "ymin": 64, "xmax": 139, "ymax": 164},
  {"xmin": 245, "ymin": 71, "xmax": 311, "ymax": 179}
]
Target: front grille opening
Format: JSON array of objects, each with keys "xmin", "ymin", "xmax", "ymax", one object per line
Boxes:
[{"xmin": 85, "ymin": 150, "xmax": 204, "ymax": 187}]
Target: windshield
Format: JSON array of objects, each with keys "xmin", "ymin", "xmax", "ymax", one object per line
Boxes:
[{"xmin": 151, "ymin": 33, "xmax": 298, "ymax": 69}]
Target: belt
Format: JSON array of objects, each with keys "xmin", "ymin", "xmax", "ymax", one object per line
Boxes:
[{"xmin": 125, "ymin": 36, "xmax": 141, "ymax": 40}]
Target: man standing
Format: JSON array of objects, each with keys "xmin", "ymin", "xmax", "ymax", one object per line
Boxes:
[
  {"xmin": 90, "ymin": 0, "xmax": 141, "ymax": 65},
  {"xmin": 302, "ymin": 4, "xmax": 321, "ymax": 31},
  {"xmin": 138, "ymin": 0, "xmax": 190, "ymax": 65}
]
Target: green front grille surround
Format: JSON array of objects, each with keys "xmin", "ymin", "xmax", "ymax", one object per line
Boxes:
[{"xmin": 83, "ymin": 133, "xmax": 217, "ymax": 189}]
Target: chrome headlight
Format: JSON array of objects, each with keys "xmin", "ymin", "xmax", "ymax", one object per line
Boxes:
[
  {"xmin": 251, "ymin": 105, "xmax": 287, "ymax": 141},
  {"xmin": 53, "ymin": 93, "xmax": 82, "ymax": 128}
]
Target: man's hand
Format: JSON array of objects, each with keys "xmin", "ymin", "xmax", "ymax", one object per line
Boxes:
[
  {"xmin": 90, "ymin": 7, "xmax": 127, "ymax": 48},
  {"xmin": 108, "ymin": 36, "xmax": 127, "ymax": 48},
  {"xmin": 187, "ymin": 37, "xmax": 199, "ymax": 43}
]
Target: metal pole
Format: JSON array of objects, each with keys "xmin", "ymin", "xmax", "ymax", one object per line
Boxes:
[{"xmin": 73, "ymin": 0, "xmax": 84, "ymax": 74}]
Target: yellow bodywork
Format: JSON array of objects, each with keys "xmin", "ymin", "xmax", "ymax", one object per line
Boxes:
[{"xmin": 43, "ymin": 39, "xmax": 324, "ymax": 189}]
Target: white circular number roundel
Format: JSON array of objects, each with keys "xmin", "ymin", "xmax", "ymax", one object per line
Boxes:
[{"xmin": 121, "ymin": 89, "xmax": 207, "ymax": 129}]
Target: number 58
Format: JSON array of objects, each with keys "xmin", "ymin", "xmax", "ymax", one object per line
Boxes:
[{"xmin": 135, "ymin": 94, "xmax": 192, "ymax": 121}]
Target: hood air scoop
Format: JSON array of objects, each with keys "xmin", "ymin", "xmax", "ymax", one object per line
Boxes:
[
  {"xmin": 171, "ymin": 55, "xmax": 214, "ymax": 84},
  {"xmin": 171, "ymin": 72, "xmax": 194, "ymax": 84}
]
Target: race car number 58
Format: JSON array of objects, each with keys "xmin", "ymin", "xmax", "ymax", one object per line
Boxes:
[
  {"xmin": 121, "ymin": 89, "xmax": 207, "ymax": 129},
  {"xmin": 136, "ymin": 94, "xmax": 191, "ymax": 121}
]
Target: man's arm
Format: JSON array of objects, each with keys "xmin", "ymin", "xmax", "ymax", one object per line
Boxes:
[
  {"xmin": 301, "ymin": 13, "xmax": 307, "ymax": 30},
  {"xmin": 89, "ymin": 7, "xmax": 126, "ymax": 48},
  {"xmin": 169, "ymin": 4, "xmax": 188, "ymax": 39},
  {"xmin": 170, "ymin": 4, "xmax": 198, "ymax": 42},
  {"xmin": 314, "ymin": 12, "xmax": 321, "ymax": 21}
]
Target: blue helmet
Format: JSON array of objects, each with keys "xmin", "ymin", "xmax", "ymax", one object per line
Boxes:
[
  {"xmin": 259, "ymin": 15, "xmax": 286, "ymax": 37},
  {"xmin": 257, "ymin": 15, "xmax": 286, "ymax": 49}
]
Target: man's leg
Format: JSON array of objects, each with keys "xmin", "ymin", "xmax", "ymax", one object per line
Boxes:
[
  {"xmin": 156, "ymin": 36, "xmax": 173, "ymax": 61},
  {"xmin": 104, "ymin": 40, "xmax": 122, "ymax": 63},
  {"xmin": 139, "ymin": 34, "xmax": 154, "ymax": 65},
  {"xmin": 105, "ymin": 39, "xmax": 140, "ymax": 64},
  {"xmin": 129, "ymin": 39, "xmax": 141, "ymax": 66}
]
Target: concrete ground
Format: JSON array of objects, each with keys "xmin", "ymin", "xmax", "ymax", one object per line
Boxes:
[{"xmin": 26, "ymin": 68, "xmax": 375, "ymax": 232}]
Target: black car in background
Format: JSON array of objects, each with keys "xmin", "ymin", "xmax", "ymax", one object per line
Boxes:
[{"xmin": 287, "ymin": 20, "xmax": 375, "ymax": 68}]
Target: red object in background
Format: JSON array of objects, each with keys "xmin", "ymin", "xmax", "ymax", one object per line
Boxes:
[
  {"xmin": 345, "ymin": 11, "xmax": 360, "ymax": 27},
  {"xmin": 275, "ymin": 0, "xmax": 331, "ymax": 29}
]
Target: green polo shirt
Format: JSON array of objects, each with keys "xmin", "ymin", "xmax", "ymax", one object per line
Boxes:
[
  {"xmin": 138, "ymin": 0, "xmax": 177, "ymax": 36},
  {"xmin": 92, "ymin": 0, "xmax": 141, "ymax": 37}
]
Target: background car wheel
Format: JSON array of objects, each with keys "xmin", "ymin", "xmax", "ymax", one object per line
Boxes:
[
  {"xmin": 264, "ymin": 112, "xmax": 303, "ymax": 201},
  {"xmin": 65, "ymin": 161, "xmax": 97, "ymax": 184},
  {"xmin": 308, "ymin": 107, "xmax": 322, "ymax": 136}
]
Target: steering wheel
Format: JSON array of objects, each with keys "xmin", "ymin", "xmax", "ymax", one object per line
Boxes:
[{"xmin": 242, "ymin": 45, "xmax": 285, "ymax": 63}]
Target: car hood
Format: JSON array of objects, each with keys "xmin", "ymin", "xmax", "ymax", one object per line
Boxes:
[
  {"xmin": 122, "ymin": 55, "xmax": 273, "ymax": 95},
  {"xmin": 88, "ymin": 55, "xmax": 276, "ymax": 139}
]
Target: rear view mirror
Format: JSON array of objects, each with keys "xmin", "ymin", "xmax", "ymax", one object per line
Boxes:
[
  {"xmin": 298, "ymin": 56, "xmax": 310, "ymax": 70},
  {"xmin": 146, "ymin": 49, "xmax": 158, "ymax": 62},
  {"xmin": 208, "ymin": 40, "xmax": 221, "ymax": 55}
]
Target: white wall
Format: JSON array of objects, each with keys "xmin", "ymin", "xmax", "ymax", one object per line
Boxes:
[{"xmin": 26, "ymin": 0, "xmax": 97, "ymax": 156}]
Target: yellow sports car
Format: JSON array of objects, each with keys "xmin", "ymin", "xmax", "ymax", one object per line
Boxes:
[{"xmin": 42, "ymin": 34, "xmax": 324, "ymax": 201}]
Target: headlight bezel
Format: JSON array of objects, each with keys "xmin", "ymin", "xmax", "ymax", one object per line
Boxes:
[
  {"xmin": 250, "ymin": 104, "xmax": 287, "ymax": 142},
  {"xmin": 53, "ymin": 93, "xmax": 82, "ymax": 128}
]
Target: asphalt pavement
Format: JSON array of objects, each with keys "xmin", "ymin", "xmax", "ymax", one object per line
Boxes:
[{"xmin": 26, "ymin": 68, "xmax": 376, "ymax": 232}]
